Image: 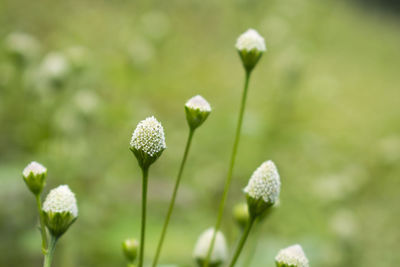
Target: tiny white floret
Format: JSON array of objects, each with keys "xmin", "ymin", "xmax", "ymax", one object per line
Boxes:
[
  {"xmin": 244, "ymin": 160, "xmax": 280, "ymax": 204},
  {"xmin": 23, "ymin": 161, "xmax": 47, "ymax": 178},
  {"xmin": 193, "ymin": 227, "xmax": 228, "ymax": 264},
  {"xmin": 130, "ymin": 116, "xmax": 166, "ymax": 157},
  {"xmin": 43, "ymin": 185, "xmax": 78, "ymax": 218},
  {"xmin": 185, "ymin": 95, "xmax": 212, "ymax": 112},
  {"xmin": 275, "ymin": 244, "xmax": 309, "ymax": 267},
  {"xmin": 235, "ymin": 29, "xmax": 266, "ymax": 52}
]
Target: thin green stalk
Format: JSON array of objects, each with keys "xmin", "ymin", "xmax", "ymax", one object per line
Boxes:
[
  {"xmin": 228, "ymin": 217, "xmax": 256, "ymax": 267},
  {"xmin": 43, "ymin": 235, "xmax": 58, "ymax": 267},
  {"xmin": 138, "ymin": 167, "xmax": 149, "ymax": 267},
  {"xmin": 152, "ymin": 129, "xmax": 195, "ymax": 267},
  {"xmin": 203, "ymin": 70, "xmax": 252, "ymax": 267},
  {"xmin": 35, "ymin": 194, "xmax": 48, "ymax": 254}
]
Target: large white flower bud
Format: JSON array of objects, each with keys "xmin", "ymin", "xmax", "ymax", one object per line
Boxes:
[
  {"xmin": 275, "ymin": 244, "xmax": 309, "ymax": 267},
  {"xmin": 42, "ymin": 185, "xmax": 78, "ymax": 237},
  {"xmin": 235, "ymin": 29, "xmax": 266, "ymax": 72},
  {"xmin": 22, "ymin": 161, "xmax": 47, "ymax": 195},
  {"xmin": 185, "ymin": 95, "xmax": 212, "ymax": 130},
  {"xmin": 130, "ymin": 116, "xmax": 166, "ymax": 169},
  {"xmin": 193, "ymin": 228, "xmax": 228, "ymax": 267},
  {"xmin": 244, "ymin": 160, "xmax": 281, "ymax": 217}
]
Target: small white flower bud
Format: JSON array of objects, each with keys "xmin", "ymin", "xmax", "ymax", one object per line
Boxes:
[
  {"xmin": 235, "ymin": 29, "xmax": 266, "ymax": 72},
  {"xmin": 185, "ymin": 95, "xmax": 211, "ymax": 130},
  {"xmin": 244, "ymin": 160, "xmax": 281, "ymax": 217},
  {"xmin": 22, "ymin": 161, "xmax": 47, "ymax": 195},
  {"xmin": 275, "ymin": 244, "xmax": 309, "ymax": 267},
  {"xmin": 130, "ymin": 116, "xmax": 166, "ymax": 169},
  {"xmin": 43, "ymin": 185, "xmax": 78, "ymax": 237},
  {"xmin": 5, "ymin": 32, "xmax": 41, "ymax": 65},
  {"xmin": 193, "ymin": 228, "xmax": 228, "ymax": 267},
  {"xmin": 40, "ymin": 52, "xmax": 70, "ymax": 88},
  {"xmin": 122, "ymin": 238, "xmax": 139, "ymax": 263}
]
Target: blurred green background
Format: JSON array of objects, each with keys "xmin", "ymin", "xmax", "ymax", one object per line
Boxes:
[{"xmin": 1, "ymin": 0, "xmax": 399, "ymax": 266}]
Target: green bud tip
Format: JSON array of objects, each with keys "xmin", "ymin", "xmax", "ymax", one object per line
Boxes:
[
  {"xmin": 232, "ymin": 202, "xmax": 249, "ymax": 229},
  {"xmin": 235, "ymin": 28, "xmax": 266, "ymax": 72},
  {"xmin": 122, "ymin": 238, "xmax": 139, "ymax": 263},
  {"xmin": 184, "ymin": 95, "xmax": 211, "ymax": 130},
  {"xmin": 22, "ymin": 161, "xmax": 47, "ymax": 195},
  {"xmin": 42, "ymin": 185, "xmax": 78, "ymax": 237}
]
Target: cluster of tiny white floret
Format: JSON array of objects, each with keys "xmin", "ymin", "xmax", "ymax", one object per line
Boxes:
[
  {"xmin": 23, "ymin": 161, "xmax": 47, "ymax": 177},
  {"xmin": 185, "ymin": 95, "xmax": 212, "ymax": 112},
  {"xmin": 43, "ymin": 185, "xmax": 78, "ymax": 218},
  {"xmin": 275, "ymin": 244, "xmax": 309, "ymax": 267},
  {"xmin": 193, "ymin": 227, "xmax": 228, "ymax": 263},
  {"xmin": 235, "ymin": 29, "xmax": 266, "ymax": 52},
  {"xmin": 244, "ymin": 160, "xmax": 281, "ymax": 204},
  {"xmin": 130, "ymin": 116, "xmax": 166, "ymax": 157}
]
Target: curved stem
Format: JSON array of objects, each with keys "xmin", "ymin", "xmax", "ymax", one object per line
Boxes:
[
  {"xmin": 152, "ymin": 129, "xmax": 195, "ymax": 267},
  {"xmin": 43, "ymin": 235, "xmax": 57, "ymax": 267},
  {"xmin": 35, "ymin": 194, "xmax": 48, "ymax": 254},
  {"xmin": 138, "ymin": 167, "xmax": 149, "ymax": 267},
  {"xmin": 228, "ymin": 217, "xmax": 255, "ymax": 267},
  {"xmin": 203, "ymin": 70, "xmax": 252, "ymax": 267}
]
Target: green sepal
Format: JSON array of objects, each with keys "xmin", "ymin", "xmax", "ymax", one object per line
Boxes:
[
  {"xmin": 43, "ymin": 210, "xmax": 77, "ymax": 238},
  {"xmin": 23, "ymin": 172, "xmax": 47, "ymax": 195},
  {"xmin": 130, "ymin": 147, "xmax": 164, "ymax": 170},
  {"xmin": 185, "ymin": 105, "xmax": 210, "ymax": 130},
  {"xmin": 276, "ymin": 261, "xmax": 298, "ymax": 267},
  {"xmin": 238, "ymin": 49, "xmax": 263, "ymax": 73},
  {"xmin": 196, "ymin": 258, "xmax": 223, "ymax": 267},
  {"xmin": 246, "ymin": 194, "xmax": 273, "ymax": 218}
]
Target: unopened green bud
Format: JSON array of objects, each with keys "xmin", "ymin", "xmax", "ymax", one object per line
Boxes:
[
  {"xmin": 244, "ymin": 160, "xmax": 280, "ymax": 218},
  {"xmin": 42, "ymin": 185, "xmax": 78, "ymax": 237},
  {"xmin": 122, "ymin": 238, "xmax": 138, "ymax": 263},
  {"xmin": 22, "ymin": 161, "xmax": 47, "ymax": 195},
  {"xmin": 130, "ymin": 116, "xmax": 166, "ymax": 170},
  {"xmin": 275, "ymin": 244, "xmax": 309, "ymax": 267},
  {"xmin": 235, "ymin": 29, "xmax": 266, "ymax": 72},
  {"xmin": 184, "ymin": 95, "xmax": 211, "ymax": 130},
  {"xmin": 233, "ymin": 202, "xmax": 249, "ymax": 229}
]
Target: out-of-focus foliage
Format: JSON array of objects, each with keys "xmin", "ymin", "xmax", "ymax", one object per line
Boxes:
[{"xmin": 0, "ymin": 0, "xmax": 399, "ymax": 266}]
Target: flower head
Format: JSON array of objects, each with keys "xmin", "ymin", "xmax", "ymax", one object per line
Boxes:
[
  {"xmin": 244, "ymin": 160, "xmax": 281, "ymax": 217},
  {"xmin": 185, "ymin": 95, "xmax": 211, "ymax": 129},
  {"xmin": 193, "ymin": 227, "xmax": 228, "ymax": 267},
  {"xmin": 43, "ymin": 185, "xmax": 78, "ymax": 237},
  {"xmin": 235, "ymin": 29, "xmax": 266, "ymax": 72},
  {"xmin": 40, "ymin": 52, "xmax": 70, "ymax": 87},
  {"xmin": 130, "ymin": 116, "xmax": 166, "ymax": 169},
  {"xmin": 5, "ymin": 32, "xmax": 41, "ymax": 65},
  {"xmin": 275, "ymin": 244, "xmax": 309, "ymax": 267},
  {"xmin": 22, "ymin": 161, "xmax": 47, "ymax": 195},
  {"xmin": 122, "ymin": 238, "xmax": 139, "ymax": 263}
]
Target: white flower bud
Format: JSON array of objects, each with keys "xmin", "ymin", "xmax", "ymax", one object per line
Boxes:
[
  {"xmin": 5, "ymin": 32, "xmax": 41, "ymax": 65},
  {"xmin": 244, "ymin": 160, "xmax": 280, "ymax": 217},
  {"xmin": 235, "ymin": 29, "xmax": 266, "ymax": 72},
  {"xmin": 40, "ymin": 52, "xmax": 70, "ymax": 88},
  {"xmin": 275, "ymin": 244, "xmax": 309, "ymax": 267},
  {"xmin": 185, "ymin": 95, "xmax": 211, "ymax": 130},
  {"xmin": 130, "ymin": 116, "xmax": 166, "ymax": 169},
  {"xmin": 22, "ymin": 161, "xmax": 47, "ymax": 195},
  {"xmin": 43, "ymin": 185, "xmax": 78, "ymax": 237},
  {"xmin": 193, "ymin": 228, "xmax": 228, "ymax": 267}
]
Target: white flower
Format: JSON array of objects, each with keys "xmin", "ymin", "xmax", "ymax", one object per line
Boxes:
[
  {"xmin": 43, "ymin": 185, "xmax": 78, "ymax": 218},
  {"xmin": 235, "ymin": 29, "xmax": 266, "ymax": 52},
  {"xmin": 275, "ymin": 244, "xmax": 309, "ymax": 267},
  {"xmin": 5, "ymin": 32, "xmax": 41, "ymax": 60},
  {"xmin": 40, "ymin": 52, "xmax": 69, "ymax": 82},
  {"xmin": 130, "ymin": 116, "xmax": 166, "ymax": 157},
  {"xmin": 23, "ymin": 161, "xmax": 47, "ymax": 178},
  {"xmin": 244, "ymin": 160, "xmax": 280, "ymax": 204},
  {"xmin": 193, "ymin": 228, "xmax": 228, "ymax": 264},
  {"xmin": 185, "ymin": 95, "xmax": 212, "ymax": 113}
]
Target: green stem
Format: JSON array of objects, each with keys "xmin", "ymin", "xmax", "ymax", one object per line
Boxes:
[
  {"xmin": 152, "ymin": 129, "xmax": 195, "ymax": 267},
  {"xmin": 35, "ymin": 194, "xmax": 48, "ymax": 254},
  {"xmin": 43, "ymin": 235, "xmax": 57, "ymax": 267},
  {"xmin": 203, "ymin": 70, "xmax": 252, "ymax": 267},
  {"xmin": 228, "ymin": 217, "xmax": 256, "ymax": 267},
  {"xmin": 138, "ymin": 167, "xmax": 149, "ymax": 267}
]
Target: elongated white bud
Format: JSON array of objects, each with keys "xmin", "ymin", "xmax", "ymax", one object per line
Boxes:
[{"xmin": 193, "ymin": 228, "xmax": 228, "ymax": 267}]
